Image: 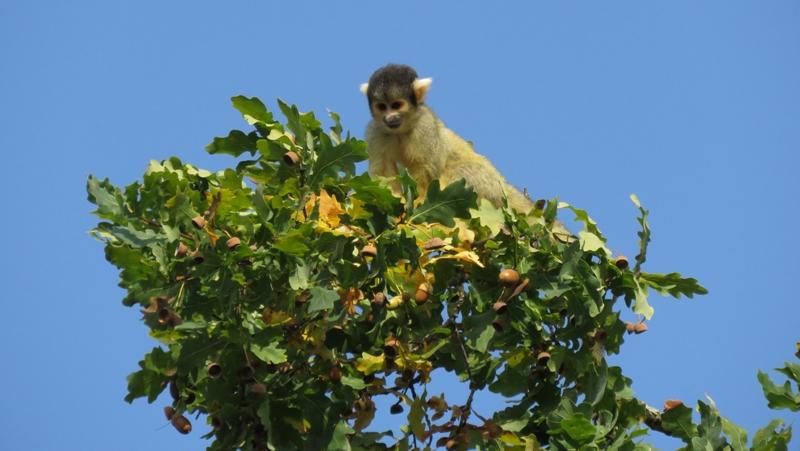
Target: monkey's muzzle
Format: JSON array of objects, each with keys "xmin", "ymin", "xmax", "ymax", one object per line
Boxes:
[{"xmin": 384, "ymin": 115, "xmax": 402, "ymax": 129}]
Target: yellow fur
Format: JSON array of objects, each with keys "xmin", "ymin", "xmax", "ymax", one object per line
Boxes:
[{"xmin": 365, "ymin": 104, "xmax": 534, "ymax": 213}]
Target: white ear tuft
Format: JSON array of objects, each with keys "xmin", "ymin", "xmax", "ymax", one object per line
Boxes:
[
  {"xmin": 359, "ymin": 83, "xmax": 369, "ymax": 95},
  {"xmin": 412, "ymin": 78, "xmax": 433, "ymax": 102}
]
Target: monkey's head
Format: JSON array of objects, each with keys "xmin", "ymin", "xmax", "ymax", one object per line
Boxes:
[{"xmin": 360, "ymin": 64, "xmax": 432, "ymax": 134}]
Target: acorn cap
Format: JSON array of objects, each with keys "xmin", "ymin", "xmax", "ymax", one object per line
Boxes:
[
  {"xmin": 249, "ymin": 382, "xmax": 267, "ymax": 395},
  {"xmin": 170, "ymin": 414, "xmax": 192, "ymax": 434},
  {"xmin": 390, "ymin": 403, "xmax": 403, "ymax": 414},
  {"xmin": 360, "ymin": 244, "xmax": 377, "ymax": 258},
  {"xmin": 537, "ymin": 351, "xmax": 551, "ymax": 364},
  {"xmin": 226, "ymin": 237, "xmax": 241, "ymax": 249},
  {"xmin": 206, "ymin": 362, "xmax": 222, "ymax": 379},
  {"xmin": 633, "ymin": 322, "xmax": 648, "ymax": 334},
  {"xmin": 498, "ymin": 269, "xmax": 520, "ymax": 287},
  {"xmin": 423, "ymin": 237, "xmax": 445, "ymax": 250},
  {"xmin": 492, "ymin": 301, "xmax": 508, "ymax": 314},
  {"xmin": 164, "ymin": 406, "xmax": 176, "ymax": 420},
  {"xmin": 191, "ymin": 216, "xmax": 206, "ymax": 229},
  {"xmin": 664, "ymin": 399, "xmax": 683, "ymax": 411},
  {"xmin": 615, "ymin": 255, "xmax": 629, "ymax": 270},
  {"xmin": 282, "ymin": 151, "xmax": 300, "ymax": 166},
  {"xmin": 625, "ymin": 321, "xmax": 636, "ymax": 333},
  {"xmin": 534, "ymin": 199, "xmax": 547, "ymax": 210},
  {"xmin": 175, "ymin": 242, "xmax": 189, "ymax": 258},
  {"xmin": 329, "ymin": 366, "xmax": 342, "ymax": 384}
]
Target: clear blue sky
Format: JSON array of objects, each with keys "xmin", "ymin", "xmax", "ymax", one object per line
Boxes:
[{"xmin": 1, "ymin": 1, "xmax": 798, "ymax": 449}]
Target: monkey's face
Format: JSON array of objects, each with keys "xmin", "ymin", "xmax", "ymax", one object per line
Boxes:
[{"xmin": 369, "ymin": 97, "xmax": 415, "ymax": 133}]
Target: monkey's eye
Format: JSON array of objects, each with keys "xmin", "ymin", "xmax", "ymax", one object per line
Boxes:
[
  {"xmin": 376, "ymin": 103, "xmax": 387, "ymax": 111},
  {"xmin": 391, "ymin": 101, "xmax": 404, "ymax": 110}
]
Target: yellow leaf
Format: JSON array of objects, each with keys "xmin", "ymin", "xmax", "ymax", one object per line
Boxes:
[
  {"xmin": 319, "ymin": 189, "xmax": 345, "ymax": 227},
  {"xmin": 499, "ymin": 432, "xmax": 523, "ymax": 446},
  {"xmin": 386, "ymin": 262, "xmax": 427, "ymax": 295},
  {"xmin": 427, "ymin": 250, "xmax": 484, "ymax": 268},
  {"xmin": 355, "ymin": 352, "xmax": 385, "ymax": 375}
]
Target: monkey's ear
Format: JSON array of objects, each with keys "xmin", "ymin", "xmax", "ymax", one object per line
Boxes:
[
  {"xmin": 359, "ymin": 83, "xmax": 369, "ymax": 95},
  {"xmin": 412, "ymin": 78, "xmax": 433, "ymax": 103}
]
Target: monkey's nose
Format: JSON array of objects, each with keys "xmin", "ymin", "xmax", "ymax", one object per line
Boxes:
[{"xmin": 385, "ymin": 116, "xmax": 402, "ymax": 128}]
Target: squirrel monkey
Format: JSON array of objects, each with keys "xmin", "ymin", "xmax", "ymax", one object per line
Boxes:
[{"xmin": 360, "ymin": 64, "xmax": 534, "ymax": 213}]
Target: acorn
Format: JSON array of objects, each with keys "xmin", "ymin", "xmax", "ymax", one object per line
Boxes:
[
  {"xmin": 249, "ymin": 382, "xmax": 267, "ymax": 395},
  {"xmin": 170, "ymin": 414, "xmax": 192, "ymax": 434},
  {"xmin": 329, "ymin": 366, "xmax": 342, "ymax": 384},
  {"xmin": 383, "ymin": 337, "xmax": 400, "ymax": 358},
  {"xmin": 423, "ymin": 237, "xmax": 445, "ymax": 250},
  {"xmin": 386, "ymin": 295, "xmax": 404, "ymax": 310},
  {"xmin": 498, "ymin": 269, "xmax": 520, "ymax": 287},
  {"xmin": 191, "ymin": 215, "xmax": 206, "ymax": 229},
  {"xmin": 191, "ymin": 250, "xmax": 204, "ymax": 264},
  {"xmin": 360, "ymin": 244, "xmax": 378, "ymax": 258},
  {"xmin": 210, "ymin": 416, "xmax": 223, "ymax": 430},
  {"xmin": 226, "ymin": 236, "xmax": 241, "ymax": 249},
  {"xmin": 633, "ymin": 322, "xmax": 648, "ymax": 334},
  {"xmin": 537, "ymin": 351, "xmax": 551, "ymax": 364},
  {"xmin": 615, "ymin": 255, "xmax": 629, "ymax": 270},
  {"xmin": 324, "ymin": 326, "xmax": 346, "ymax": 350},
  {"xmin": 206, "ymin": 362, "xmax": 222, "ymax": 379},
  {"xmin": 169, "ymin": 381, "xmax": 179, "ymax": 400},
  {"xmin": 282, "ymin": 151, "xmax": 300, "ymax": 166},
  {"xmin": 492, "ymin": 301, "xmax": 508, "ymax": 314},
  {"xmin": 371, "ymin": 292, "xmax": 386, "ymax": 307},
  {"xmin": 295, "ymin": 291, "xmax": 310, "ymax": 306},
  {"xmin": 415, "ymin": 283, "xmax": 431, "ymax": 305},
  {"xmin": 175, "ymin": 242, "xmax": 189, "ymax": 258},
  {"xmin": 664, "ymin": 399, "xmax": 683, "ymax": 411},
  {"xmin": 625, "ymin": 322, "xmax": 636, "ymax": 334},
  {"xmin": 164, "ymin": 406, "xmax": 176, "ymax": 421},
  {"xmin": 491, "ymin": 319, "xmax": 504, "ymax": 332},
  {"xmin": 237, "ymin": 366, "xmax": 255, "ymax": 382},
  {"xmin": 446, "ymin": 439, "xmax": 458, "ymax": 449},
  {"xmin": 390, "ymin": 403, "xmax": 404, "ymax": 415}
]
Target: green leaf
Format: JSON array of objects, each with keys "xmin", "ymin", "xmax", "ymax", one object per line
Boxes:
[
  {"xmin": 639, "ymin": 272, "xmax": 708, "ymax": 299},
  {"xmin": 410, "ymin": 179, "xmax": 477, "ymax": 227},
  {"xmin": 752, "ymin": 419, "xmax": 791, "ymax": 451},
  {"xmin": 720, "ymin": 416, "xmax": 747, "ymax": 451},
  {"xmin": 250, "ymin": 342, "xmax": 288, "ymax": 364},
  {"xmin": 307, "ymin": 137, "xmax": 368, "ymax": 188},
  {"xmin": 308, "ymin": 286, "xmax": 339, "ymax": 313},
  {"xmin": 274, "ymin": 229, "xmax": 310, "ymax": 256},
  {"xmin": 87, "ymin": 175, "xmax": 127, "ymax": 222},
  {"xmin": 471, "ymin": 199, "xmax": 505, "ymax": 236},
  {"xmin": 205, "ymin": 130, "xmax": 259, "ymax": 157},
  {"xmin": 349, "ymin": 173, "xmax": 401, "ymax": 213},
  {"xmin": 560, "ymin": 413, "xmax": 596, "ymax": 443},
  {"xmin": 578, "ymin": 230, "xmax": 611, "ymax": 256},
  {"xmin": 632, "ymin": 278, "xmax": 655, "ymax": 320},
  {"xmin": 232, "ymin": 95, "xmax": 275, "ymax": 126},
  {"xmin": 408, "ymin": 397, "xmax": 425, "ymax": 441},
  {"xmin": 661, "ymin": 403, "xmax": 696, "ymax": 441},
  {"xmin": 758, "ymin": 371, "xmax": 800, "ymax": 411},
  {"xmin": 327, "ymin": 420, "xmax": 353, "ymax": 451}
]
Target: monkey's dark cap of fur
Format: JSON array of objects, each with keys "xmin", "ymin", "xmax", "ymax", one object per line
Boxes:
[{"xmin": 367, "ymin": 64, "xmax": 419, "ymax": 106}]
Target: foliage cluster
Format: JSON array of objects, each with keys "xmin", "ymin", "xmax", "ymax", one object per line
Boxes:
[{"xmin": 88, "ymin": 97, "xmax": 793, "ymax": 450}]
